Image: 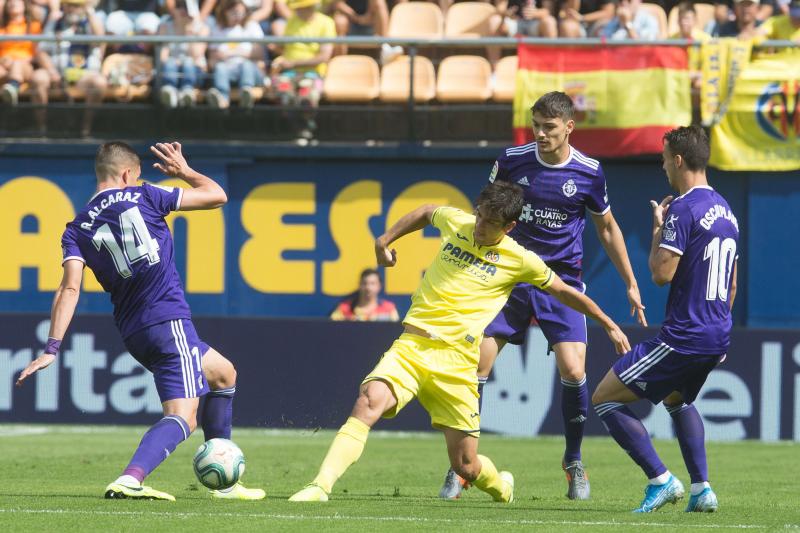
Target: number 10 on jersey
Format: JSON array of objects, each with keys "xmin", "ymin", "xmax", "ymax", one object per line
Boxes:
[{"xmin": 703, "ymin": 237, "xmax": 736, "ymax": 302}]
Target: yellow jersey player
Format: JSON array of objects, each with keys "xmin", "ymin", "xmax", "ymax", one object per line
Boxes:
[{"xmin": 288, "ymin": 181, "xmax": 630, "ymax": 503}]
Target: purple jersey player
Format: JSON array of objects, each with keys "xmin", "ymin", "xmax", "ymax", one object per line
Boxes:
[
  {"xmin": 439, "ymin": 91, "xmax": 646, "ymax": 501},
  {"xmin": 592, "ymin": 126, "xmax": 737, "ymax": 513},
  {"xmin": 16, "ymin": 142, "xmax": 265, "ymax": 502}
]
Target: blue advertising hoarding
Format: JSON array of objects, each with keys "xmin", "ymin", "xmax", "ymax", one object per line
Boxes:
[{"xmin": 2, "ymin": 315, "xmax": 798, "ymax": 441}]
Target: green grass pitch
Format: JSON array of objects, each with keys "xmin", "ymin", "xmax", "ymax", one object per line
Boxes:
[{"xmin": 0, "ymin": 425, "xmax": 797, "ymax": 532}]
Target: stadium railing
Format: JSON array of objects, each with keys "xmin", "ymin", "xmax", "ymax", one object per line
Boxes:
[{"xmin": 0, "ymin": 34, "xmax": 796, "ymax": 143}]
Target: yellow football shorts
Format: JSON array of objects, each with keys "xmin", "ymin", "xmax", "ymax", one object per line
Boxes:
[{"xmin": 362, "ymin": 333, "xmax": 481, "ymax": 436}]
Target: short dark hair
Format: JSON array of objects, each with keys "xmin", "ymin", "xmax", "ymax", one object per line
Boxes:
[
  {"xmin": 677, "ymin": 1, "xmax": 696, "ymax": 16},
  {"xmin": 475, "ymin": 181, "xmax": 524, "ymax": 224},
  {"xmin": 531, "ymin": 91, "xmax": 575, "ymax": 121},
  {"xmin": 359, "ymin": 268, "xmax": 380, "ymax": 283},
  {"xmin": 663, "ymin": 125, "xmax": 709, "ymax": 171},
  {"xmin": 95, "ymin": 142, "xmax": 140, "ymax": 179}
]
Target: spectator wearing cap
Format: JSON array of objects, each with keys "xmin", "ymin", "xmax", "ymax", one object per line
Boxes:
[
  {"xmin": 600, "ymin": 0, "xmax": 659, "ymax": 39},
  {"xmin": 270, "ymin": 0, "xmax": 334, "ymax": 140},
  {"xmin": 759, "ymin": 0, "xmax": 800, "ymax": 39},
  {"xmin": 206, "ymin": 0, "xmax": 266, "ymax": 109},
  {"xmin": 0, "ymin": 0, "xmax": 51, "ymax": 107},
  {"xmin": 38, "ymin": 0, "xmax": 106, "ymax": 135},
  {"xmin": 158, "ymin": 0, "xmax": 208, "ymax": 108},
  {"xmin": 712, "ymin": 0, "xmax": 762, "ymax": 37}
]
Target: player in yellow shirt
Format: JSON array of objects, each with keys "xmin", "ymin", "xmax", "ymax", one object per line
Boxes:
[{"xmin": 288, "ymin": 181, "xmax": 630, "ymax": 503}]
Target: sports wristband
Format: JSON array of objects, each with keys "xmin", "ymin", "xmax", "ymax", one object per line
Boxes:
[{"xmin": 45, "ymin": 337, "xmax": 62, "ymax": 356}]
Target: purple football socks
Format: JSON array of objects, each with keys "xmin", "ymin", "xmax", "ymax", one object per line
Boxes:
[
  {"xmin": 202, "ymin": 386, "xmax": 236, "ymax": 440},
  {"xmin": 562, "ymin": 376, "xmax": 588, "ymax": 463},
  {"xmin": 123, "ymin": 415, "xmax": 191, "ymax": 482},
  {"xmin": 595, "ymin": 402, "xmax": 667, "ymax": 479},
  {"xmin": 667, "ymin": 402, "xmax": 708, "ymax": 483}
]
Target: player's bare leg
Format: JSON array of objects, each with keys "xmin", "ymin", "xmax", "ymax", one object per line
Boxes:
[
  {"xmin": 443, "ymin": 428, "xmax": 514, "ymax": 503},
  {"xmin": 439, "ymin": 336, "xmax": 505, "ymax": 499},
  {"xmin": 662, "ymin": 391, "xmax": 716, "ymax": 512},
  {"xmin": 201, "ymin": 348, "xmax": 265, "ymax": 500},
  {"xmin": 105, "ymin": 396, "xmax": 200, "ymax": 501},
  {"xmin": 289, "ymin": 380, "xmax": 398, "ymax": 501},
  {"xmin": 553, "ymin": 341, "xmax": 591, "ymax": 500}
]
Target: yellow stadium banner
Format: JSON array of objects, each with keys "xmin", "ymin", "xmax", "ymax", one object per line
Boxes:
[
  {"xmin": 700, "ymin": 38, "xmax": 753, "ymax": 127},
  {"xmin": 710, "ymin": 50, "xmax": 800, "ymax": 171}
]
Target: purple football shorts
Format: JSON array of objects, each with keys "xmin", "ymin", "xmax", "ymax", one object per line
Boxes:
[
  {"xmin": 484, "ymin": 273, "xmax": 587, "ymax": 348},
  {"xmin": 612, "ymin": 337, "xmax": 724, "ymax": 404},
  {"xmin": 123, "ymin": 318, "xmax": 211, "ymax": 402}
]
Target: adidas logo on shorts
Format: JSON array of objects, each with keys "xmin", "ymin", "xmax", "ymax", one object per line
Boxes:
[{"xmin": 635, "ymin": 381, "xmax": 648, "ymax": 391}]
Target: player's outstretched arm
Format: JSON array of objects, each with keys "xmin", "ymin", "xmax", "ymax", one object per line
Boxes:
[
  {"xmin": 16, "ymin": 260, "xmax": 84, "ymax": 387},
  {"xmin": 544, "ymin": 275, "xmax": 631, "ymax": 355},
  {"xmin": 591, "ymin": 210, "xmax": 647, "ymax": 326},
  {"xmin": 374, "ymin": 204, "xmax": 438, "ymax": 267},
  {"xmin": 150, "ymin": 141, "xmax": 228, "ymax": 211}
]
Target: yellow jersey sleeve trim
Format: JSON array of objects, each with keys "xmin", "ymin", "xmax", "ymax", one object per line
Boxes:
[{"xmin": 539, "ymin": 268, "xmax": 554, "ymax": 290}]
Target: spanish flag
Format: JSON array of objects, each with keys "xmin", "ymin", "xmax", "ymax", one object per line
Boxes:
[{"xmin": 513, "ymin": 45, "xmax": 692, "ymax": 157}]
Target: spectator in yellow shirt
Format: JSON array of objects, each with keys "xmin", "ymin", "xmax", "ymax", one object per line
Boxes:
[
  {"xmin": 759, "ymin": 0, "xmax": 800, "ymax": 40},
  {"xmin": 270, "ymin": 0, "xmax": 334, "ymax": 141}
]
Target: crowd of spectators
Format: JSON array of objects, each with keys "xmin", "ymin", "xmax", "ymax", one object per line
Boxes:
[{"xmin": 0, "ymin": 0, "xmax": 798, "ymax": 135}]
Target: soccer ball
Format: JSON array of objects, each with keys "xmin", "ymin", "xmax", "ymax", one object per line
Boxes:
[{"xmin": 192, "ymin": 438, "xmax": 245, "ymax": 490}]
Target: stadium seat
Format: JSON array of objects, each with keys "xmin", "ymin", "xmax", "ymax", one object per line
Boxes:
[
  {"xmin": 667, "ymin": 3, "xmax": 715, "ymax": 35},
  {"xmin": 101, "ymin": 54, "xmax": 154, "ymax": 102},
  {"xmin": 387, "ymin": 1, "xmax": 444, "ymax": 38},
  {"xmin": 379, "ymin": 55, "xmax": 436, "ymax": 103},
  {"xmin": 444, "ymin": 2, "xmax": 497, "ymax": 38},
  {"xmin": 436, "ymin": 55, "xmax": 492, "ymax": 103},
  {"xmin": 641, "ymin": 3, "xmax": 669, "ymax": 39},
  {"xmin": 323, "ymin": 55, "xmax": 380, "ymax": 102},
  {"xmin": 491, "ymin": 55, "xmax": 517, "ymax": 103}
]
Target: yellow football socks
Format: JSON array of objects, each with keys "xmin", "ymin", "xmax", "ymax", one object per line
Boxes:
[
  {"xmin": 312, "ymin": 417, "xmax": 370, "ymax": 493},
  {"xmin": 472, "ymin": 454, "xmax": 511, "ymax": 502}
]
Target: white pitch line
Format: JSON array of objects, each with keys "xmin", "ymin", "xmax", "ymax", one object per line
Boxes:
[
  {"xmin": 0, "ymin": 508, "xmax": 778, "ymax": 529},
  {"xmin": 0, "ymin": 426, "xmax": 50, "ymax": 437}
]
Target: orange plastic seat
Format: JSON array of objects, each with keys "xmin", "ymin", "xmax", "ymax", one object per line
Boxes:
[
  {"xmin": 492, "ymin": 54, "xmax": 517, "ymax": 103},
  {"xmin": 444, "ymin": 2, "xmax": 497, "ymax": 38},
  {"xmin": 379, "ymin": 55, "xmax": 436, "ymax": 103},
  {"xmin": 436, "ymin": 55, "xmax": 492, "ymax": 102},
  {"xmin": 323, "ymin": 55, "xmax": 380, "ymax": 102},
  {"xmin": 387, "ymin": 2, "xmax": 444, "ymax": 38}
]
